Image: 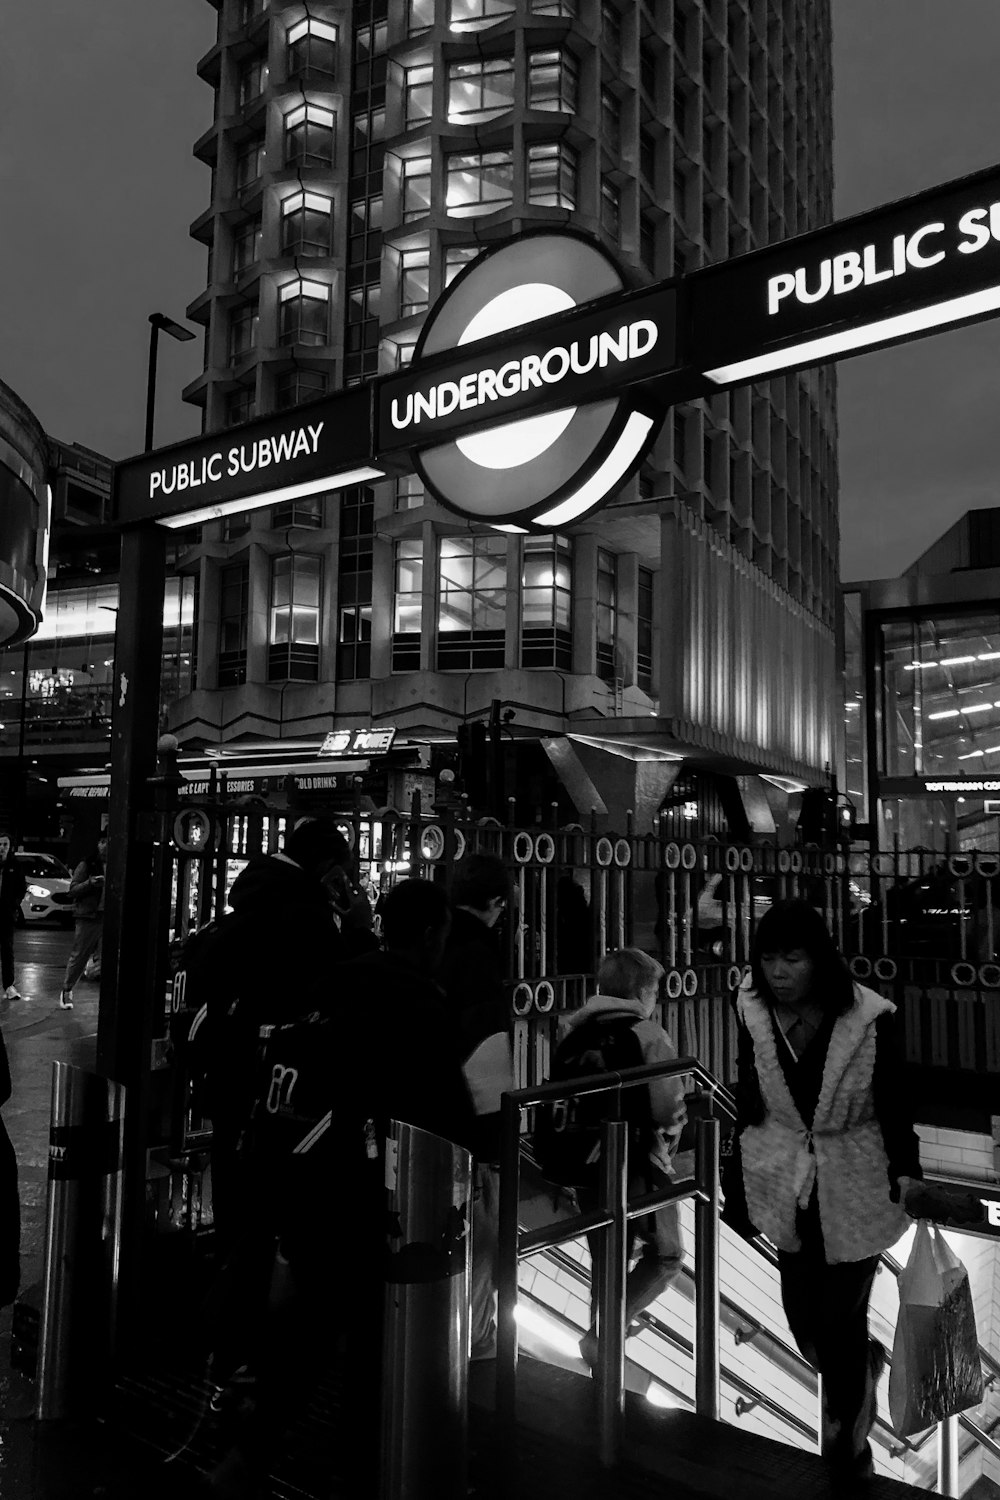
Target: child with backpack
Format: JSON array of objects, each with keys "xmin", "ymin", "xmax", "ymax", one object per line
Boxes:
[{"xmin": 535, "ymin": 948, "xmax": 689, "ymax": 1368}]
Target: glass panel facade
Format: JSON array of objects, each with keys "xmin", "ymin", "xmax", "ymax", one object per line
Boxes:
[
  {"xmin": 878, "ymin": 610, "xmax": 1000, "ymax": 779},
  {"xmin": 521, "ymin": 534, "xmax": 572, "ymax": 669},
  {"xmin": 596, "ymin": 548, "xmax": 616, "ymax": 680},
  {"xmin": 281, "ymin": 193, "xmax": 333, "ymax": 256},
  {"xmin": 269, "ymin": 554, "xmax": 322, "ymax": 680},
  {"xmin": 437, "ymin": 535, "xmax": 507, "ymax": 669},
  {"xmin": 393, "ymin": 540, "xmax": 423, "ymax": 671},
  {"xmin": 449, "ymin": 0, "xmax": 515, "ymax": 31},
  {"xmin": 448, "ymin": 58, "xmax": 515, "ymax": 123},
  {"xmin": 446, "ymin": 151, "xmax": 514, "ymax": 217},
  {"xmin": 219, "ymin": 563, "xmax": 249, "ymax": 686},
  {"xmin": 337, "ymin": 486, "xmax": 374, "ymax": 679},
  {"xmin": 526, "ymin": 142, "xmax": 577, "ymax": 209},
  {"xmin": 528, "ymin": 50, "xmax": 578, "ymax": 113}
]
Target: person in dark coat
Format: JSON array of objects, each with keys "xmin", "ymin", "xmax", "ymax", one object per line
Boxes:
[
  {"xmin": 60, "ymin": 832, "xmax": 107, "ymax": 1009},
  {"xmin": 0, "ymin": 835, "xmax": 26, "ymax": 1001},
  {"xmin": 207, "ymin": 878, "xmax": 472, "ymax": 1500},
  {"xmin": 437, "ymin": 852, "xmax": 512, "ymax": 1361},
  {"xmin": 0, "ymin": 1020, "xmax": 19, "ymax": 1307}
]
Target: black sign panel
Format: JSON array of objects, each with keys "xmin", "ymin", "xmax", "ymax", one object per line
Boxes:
[
  {"xmin": 113, "ymin": 387, "xmax": 375, "ymax": 526},
  {"xmin": 923, "ymin": 1177, "xmax": 1000, "ymax": 1241},
  {"xmin": 376, "ymin": 284, "xmax": 677, "ymax": 455},
  {"xmin": 690, "ymin": 162, "xmax": 1000, "ymax": 375}
]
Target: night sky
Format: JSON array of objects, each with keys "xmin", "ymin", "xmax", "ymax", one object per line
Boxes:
[{"xmin": 2, "ymin": 1, "xmax": 1000, "ymax": 581}]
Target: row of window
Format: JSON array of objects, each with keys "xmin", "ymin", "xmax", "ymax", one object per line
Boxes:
[{"xmin": 215, "ymin": 539, "xmax": 653, "ymax": 687}]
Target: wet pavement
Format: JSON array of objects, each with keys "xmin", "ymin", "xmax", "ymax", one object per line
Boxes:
[{"xmin": 0, "ymin": 923, "xmax": 191, "ymax": 1498}]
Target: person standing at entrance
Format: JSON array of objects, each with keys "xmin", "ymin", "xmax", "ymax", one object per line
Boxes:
[
  {"xmin": 0, "ymin": 837, "xmax": 26, "ymax": 1001},
  {"xmin": 60, "ymin": 832, "xmax": 107, "ymax": 1010},
  {"xmin": 438, "ymin": 853, "xmax": 513, "ymax": 1362},
  {"xmin": 724, "ymin": 900, "xmax": 925, "ymax": 1486}
]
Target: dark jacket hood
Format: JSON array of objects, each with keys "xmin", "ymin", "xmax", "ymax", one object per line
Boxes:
[{"xmin": 228, "ymin": 853, "xmax": 320, "ymax": 911}]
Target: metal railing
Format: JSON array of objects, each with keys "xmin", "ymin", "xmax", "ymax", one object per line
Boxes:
[
  {"xmin": 497, "ymin": 1056, "xmax": 723, "ymax": 1478},
  {"xmin": 499, "ymin": 1056, "xmax": 998, "ymax": 1497}
]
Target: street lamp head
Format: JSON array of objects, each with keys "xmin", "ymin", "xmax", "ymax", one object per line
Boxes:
[{"xmin": 149, "ymin": 312, "xmax": 195, "ymax": 343}]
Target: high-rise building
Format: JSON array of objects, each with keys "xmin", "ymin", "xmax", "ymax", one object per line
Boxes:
[{"xmin": 177, "ymin": 0, "xmax": 838, "ymax": 835}]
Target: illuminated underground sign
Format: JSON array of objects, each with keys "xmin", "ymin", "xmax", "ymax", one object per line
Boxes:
[
  {"xmin": 376, "ymin": 232, "xmax": 675, "ymax": 529},
  {"xmin": 691, "ymin": 162, "xmax": 1000, "ymax": 385}
]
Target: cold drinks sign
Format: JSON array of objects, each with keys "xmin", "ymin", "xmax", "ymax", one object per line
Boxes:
[{"xmin": 114, "ymin": 163, "xmax": 1000, "ymax": 532}]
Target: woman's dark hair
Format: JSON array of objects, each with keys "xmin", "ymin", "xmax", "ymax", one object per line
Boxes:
[
  {"xmin": 381, "ymin": 879, "xmax": 450, "ymax": 950},
  {"xmin": 450, "ymin": 853, "xmax": 508, "ymax": 911},
  {"xmin": 750, "ymin": 899, "xmax": 854, "ymax": 1016}
]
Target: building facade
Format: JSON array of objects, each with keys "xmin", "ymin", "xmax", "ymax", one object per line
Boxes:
[
  {"xmin": 844, "ymin": 506, "xmax": 1000, "ymax": 853},
  {"xmin": 173, "ymin": 0, "xmax": 839, "ymax": 833}
]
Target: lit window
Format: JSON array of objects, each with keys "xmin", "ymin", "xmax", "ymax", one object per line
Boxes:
[
  {"xmin": 286, "ymin": 17, "xmax": 338, "ymax": 79},
  {"xmin": 279, "ymin": 279, "xmax": 330, "ymax": 347},
  {"xmin": 444, "ymin": 245, "xmax": 482, "ymax": 285},
  {"xmin": 241, "ymin": 0, "xmax": 268, "ymax": 22},
  {"xmin": 284, "ymin": 103, "xmax": 335, "ymax": 169},
  {"xmin": 348, "ymin": 284, "xmax": 381, "ymax": 324},
  {"xmin": 337, "ymin": 486, "xmax": 374, "ymax": 681},
  {"xmin": 219, "ymin": 563, "xmax": 249, "ymax": 687},
  {"xmin": 355, "ymin": 21, "xmax": 387, "ymax": 57},
  {"xmin": 405, "ymin": 64, "xmax": 434, "ymax": 126},
  {"xmin": 526, "ymin": 142, "xmax": 577, "ymax": 208},
  {"xmin": 601, "ymin": 89, "xmax": 621, "ymax": 155},
  {"xmin": 596, "ymin": 548, "xmax": 616, "ymax": 680},
  {"xmin": 349, "ymin": 195, "xmax": 383, "ymax": 262},
  {"xmin": 274, "ymin": 369, "xmax": 328, "ymax": 410},
  {"xmin": 393, "ymin": 540, "xmax": 423, "ymax": 670},
  {"xmin": 437, "ymin": 535, "xmax": 507, "ymax": 670},
  {"xmin": 238, "ymin": 54, "xmax": 268, "ymax": 107},
  {"xmin": 522, "ymin": 534, "xmax": 572, "ymax": 669},
  {"xmin": 272, "ymin": 495, "xmax": 324, "ymax": 528},
  {"xmin": 269, "ymin": 554, "xmax": 322, "ymax": 681},
  {"xmin": 403, "ymin": 156, "xmax": 433, "ymax": 221},
  {"xmin": 407, "ymin": 0, "xmax": 434, "ymax": 33},
  {"xmin": 281, "ymin": 192, "xmax": 333, "ymax": 257},
  {"xmin": 600, "ymin": 178, "xmax": 621, "ymax": 240},
  {"xmin": 637, "ymin": 566, "xmax": 654, "ymax": 690},
  {"xmin": 229, "ymin": 299, "xmax": 258, "ymax": 360},
  {"xmin": 530, "ymin": 0, "xmax": 576, "ymax": 13},
  {"xmin": 448, "ymin": 57, "xmax": 515, "ymax": 122},
  {"xmin": 352, "ymin": 108, "xmax": 386, "ymax": 148},
  {"xmin": 448, "ymin": 0, "xmax": 515, "ymax": 31},
  {"xmin": 224, "ymin": 386, "xmax": 256, "ymax": 428},
  {"xmin": 232, "ymin": 216, "xmax": 262, "ymax": 274},
  {"xmin": 399, "ymin": 247, "xmax": 430, "ymax": 316},
  {"xmin": 528, "ymin": 50, "xmax": 578, "ymax": 113},
  {"xmin": 235, "ymin": 134, "xmax": 266, "ymax": 190},
  {"xmin": 395, "ymin": 474, "xmax": 425, "ymax": 511},
  {"xmin": 446, "ymin": 150, "xmax": 514, "ymax": 218}
]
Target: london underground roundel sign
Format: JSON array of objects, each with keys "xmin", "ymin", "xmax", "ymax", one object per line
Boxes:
[{"xmin": 377, "ymin": 232, "xmax": 674, "ymax": 530}]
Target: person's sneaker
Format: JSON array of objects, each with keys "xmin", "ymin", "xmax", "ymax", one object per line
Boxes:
[
  {"xmin": 58, "ymin": 990, "xmax": 74, "ymax": 1010},
  {"xmin": 3, "ymin": 986, "xmax": 20, "ymax": 1000}
]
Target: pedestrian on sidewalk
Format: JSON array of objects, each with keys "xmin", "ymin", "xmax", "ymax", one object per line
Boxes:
[
  {"xmin": 438, "ymin": 852, "xmax": 513, "ymax": 1363},
  {"xmin": 0, "ymin": 835, "xmax": 26, "ymax": 1000},
  {"xmin": 60, "ymin": 832, "xmax": 107, "ymax": 1010},
  {"xmin": 723, "ymin": 899, "xmax": 926, "ymax": 1488}
]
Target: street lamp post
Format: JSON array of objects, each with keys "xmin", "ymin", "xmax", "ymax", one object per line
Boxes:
[{"xmin": 144, "ymin": 312, "xmax": 195, "ymax": 453}]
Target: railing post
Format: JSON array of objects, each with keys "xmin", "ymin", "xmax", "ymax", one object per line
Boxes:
[
  {"xmin": 496, "ymin": 1090, "xmax": 522, "ymax": 1493},
  {"xmin": 596, "ymin": 1118, "xmax": 629, "ymax": 1468},
  {"xmin": 937, "ymin": 1415, "xmax": 959, "ymax": 1496},
  {"xmin": 694, "ymin": 1115, "xmax": 720, "ymax": 1420}
]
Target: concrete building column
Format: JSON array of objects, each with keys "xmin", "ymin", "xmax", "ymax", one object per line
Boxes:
[
  {"xmin": 420, "ymin": 519, "xmax": 436, "ymax": 672},
  {"xmin": 573, "ymin": 534, "xmax": 598, "ymax": 677},
  {"xmin": 370, "ymin": 532, "xmax": 394, "ymax": 679}
]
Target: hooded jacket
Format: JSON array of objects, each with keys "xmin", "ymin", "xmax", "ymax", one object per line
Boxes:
[
  {"xmin": 69, "ymin": 855, "xmax": 105, "ymax": 919},
  {"xmin": 438, "ymin": 908, "xmax": 513, "ymax": 1164},
  {"xmin": 559, "ymin": 993, "xmax": 687, "ymax": 1133},
  {"xmin": 736, "ymin": 979, "xmax": 912, "ymax": 1264}
]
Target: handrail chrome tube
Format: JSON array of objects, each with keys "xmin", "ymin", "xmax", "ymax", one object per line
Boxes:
[
  {"xmin": 694, "ymin": 1115, "xmax": 720, "ymax": 1421},
  {"xmin": 507, "ymin": 1057, "xmax": 733, "ymax": 1114},
  {"xmin": 496, "ymin": 1089, "xmax": 521, "ymax": 1491},
  {"xmin": 596, "ymin": 1119, "xmax": 629, "ymax": 1468},
  {"xmin": 938, "ymin": 1415, "xmax": 959, "ymax": 1496}
]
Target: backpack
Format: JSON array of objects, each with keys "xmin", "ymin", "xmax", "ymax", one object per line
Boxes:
[
  {"xmin": 166, "ymin": 915, "xmax": 249, "ymax": 1128},
  {"xmin": 532, "ymin": 1015, "xmax": 653, "ymax": 1189}
]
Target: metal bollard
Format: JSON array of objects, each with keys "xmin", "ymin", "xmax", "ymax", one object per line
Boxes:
[
  {"xmin": 937, "ymin": 1415, "xmax": 959, "ymax": 1497},
  {"xmin": 36, "ymin": 1063, "xmax": 125, "ymax": 1420},
  {"xmin": 595, "ymin": 1119, "xmax": 629, "ymax": 1468},
  {"xmin": 694, "ymin": 1115, "xmax": 720, "ymax": 1421},
  {"xmin": 380, "ymin": 1120, "xmax": 473, "ymax": 1500}
]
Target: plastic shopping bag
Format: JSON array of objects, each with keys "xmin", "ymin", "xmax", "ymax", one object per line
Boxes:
[{"xmin": 888, "ymin": 1221, "xmax": 984, "ymax": 1437}]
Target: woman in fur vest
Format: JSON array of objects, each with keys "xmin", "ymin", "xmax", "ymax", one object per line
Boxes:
[{"xmin": 723, "ymin": 899, "xmax": 924, "ymax": 1486}]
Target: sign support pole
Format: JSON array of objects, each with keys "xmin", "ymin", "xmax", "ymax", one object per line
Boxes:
[{"xmin": 97, "ymin": 522, "xmax": 167, "ymax": 1362}]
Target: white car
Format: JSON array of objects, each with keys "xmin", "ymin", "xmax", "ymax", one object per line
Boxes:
[{"xmin": 15, "ymin": 852, "xmax": 75, "ymax": 926}]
